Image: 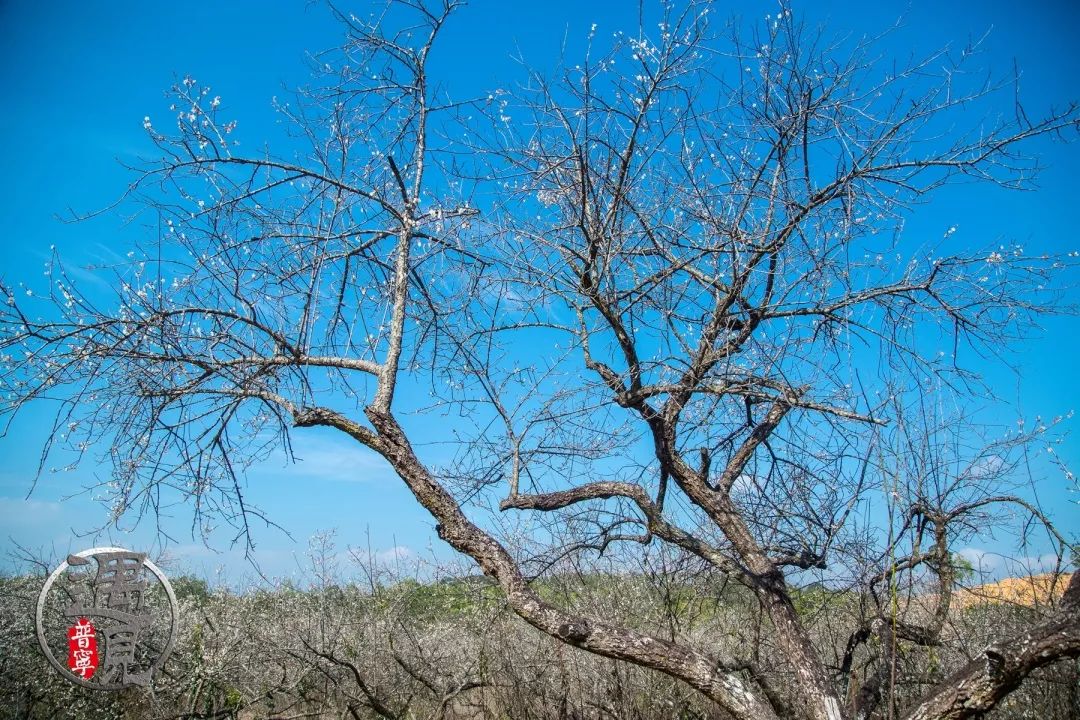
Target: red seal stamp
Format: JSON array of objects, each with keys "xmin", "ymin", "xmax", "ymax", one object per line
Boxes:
[{"xmin": 67, "ymin": 618, "xmax": 98, "ymax": 680}]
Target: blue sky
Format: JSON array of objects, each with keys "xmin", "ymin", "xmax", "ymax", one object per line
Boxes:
[{"xmin": 1, "ymin": 0, "xmax": 1078, "ymax": 582}]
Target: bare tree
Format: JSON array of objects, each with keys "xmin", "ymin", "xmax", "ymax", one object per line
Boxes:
[{"xmin": 2, "ymin": 2, "xmax": 1078, "ymax": 719}]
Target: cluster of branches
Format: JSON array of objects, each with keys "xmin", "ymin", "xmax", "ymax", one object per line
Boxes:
[{"xmin": 2, "ymin": 2, "xmax": 1079, "ymax": 719}]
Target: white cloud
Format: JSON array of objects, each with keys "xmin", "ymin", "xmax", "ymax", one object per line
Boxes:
[
  {"xmin": 959, "ymin": 455, "xmax": 1005, "ymax": 481},
  {"xmin": 0, "ymin": 496, "xmax": 64, "ymax": 516},
  {"xmin": 956, "ymin": 546, "xmax": 1066, "ymax": 580},
  {"xmin": 255, "ymin": 434, "xmax": 391, "ymax": 483},
  {"xmin": 375, "ymin": 545, "xmax": 413, "ymax": 564},
  {"xmin": 731, "ymin": 473, "xmax": 756, "ymax": 495},
  {"xmin": 0, "ymin": 496, "xmax": 69, "ymax": 540},
  {"xmin": 957, "ymin": 546, "xmax": 999, "ymax": 574}
]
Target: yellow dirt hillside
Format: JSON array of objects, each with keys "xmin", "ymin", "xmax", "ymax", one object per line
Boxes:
[{"xmin": 954, "ymin": 572, "xmax": 1073, "ymax": 609}]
